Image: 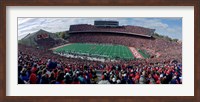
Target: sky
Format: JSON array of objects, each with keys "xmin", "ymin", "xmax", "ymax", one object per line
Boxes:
[{"xmin": 18, "ymin": 17, "xmax": 182, "ymax": 40}]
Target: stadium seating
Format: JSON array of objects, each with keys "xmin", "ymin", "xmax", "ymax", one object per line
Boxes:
[
  {"xmin": 18, "ymin": 23, "xmax": 182, "ymax": 84},
  {"xmin": 69, "ymin": 24, "xmax": 155, "ymax": 37}
]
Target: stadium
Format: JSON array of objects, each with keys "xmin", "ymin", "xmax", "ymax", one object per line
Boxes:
[{"xmin": 18, "ymin": 20, "xmax": 182, "ymax": 84}]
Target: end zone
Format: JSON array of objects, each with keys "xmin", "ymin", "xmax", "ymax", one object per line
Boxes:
[{"xmin": 129, "ymin": 47, "xmax": 144, "ymax": 59}]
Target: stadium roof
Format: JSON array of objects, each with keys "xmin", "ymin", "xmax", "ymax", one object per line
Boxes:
[
  {"xmin": 69, "ymin": 24, "xmax": 155, "ymax": 37},
  {"xmin": 22, "ymin": 29, "xmax": 54, "ymax": 40},
  {"xmin": 69, "ymin": 30, "xmax": 152, "ymax": 37}
]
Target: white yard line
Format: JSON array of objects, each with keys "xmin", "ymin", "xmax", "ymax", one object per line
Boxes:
[{"xmin": 95, "ymin": 45, "xmax": 104, "ymax": 54}]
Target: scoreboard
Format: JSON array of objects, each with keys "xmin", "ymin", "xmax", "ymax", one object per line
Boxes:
[
  {"xmin": 37, "ymin": 33, "xmax": 49, "ymax": 40},
  {"xmin": 94, "ymin": 20, "xmax": 119, "ymax": 27}
]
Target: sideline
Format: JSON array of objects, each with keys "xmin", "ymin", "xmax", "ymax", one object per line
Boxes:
[{"xmin": 50, "ymin": 43, "xmax": 72, "ymax": 50}]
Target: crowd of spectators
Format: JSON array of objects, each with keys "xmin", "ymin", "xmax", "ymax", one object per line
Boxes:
[
  {"xmin": 18, "ymin": 45, "xmax": 101, "ymax": 84},
  {"xmin": 18, "ymin": 38, "xmax": 182, "ymax": 84},
  {"xmin": 34, "ymin": 37, "xmax": 67, "ymax": 49}
]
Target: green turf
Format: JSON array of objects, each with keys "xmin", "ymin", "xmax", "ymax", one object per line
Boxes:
[
  {"xmin": 137, "ymin": 49, "xmax": 150, "ymax": 59},
  {"xmin": 54, "ymin": 43, "xmax": 135, "ymax": 60}
]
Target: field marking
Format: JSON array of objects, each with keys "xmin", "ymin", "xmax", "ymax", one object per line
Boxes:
[
  {"xmin": 125, "ymin": 47, "xmax": 129, "ymax": 58},
  {"xmin": 53, "ymin": 43, "xmax": 138, "ymax": 60},
  {"xmin": 129, "ymin": 47, "xmax": 144, "ymax": 59},
  {"xmin": 95, "ymin": 45, "xmax": 104, "ymax": 54},
  {"xmin": 50, "ymin": 43, "xmax": 72, "ymax": 50},
  {"xmin": 127, "ymin": 47, "xmax": 133, "ymax": 59}
]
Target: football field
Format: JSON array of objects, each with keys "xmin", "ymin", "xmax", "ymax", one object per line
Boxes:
[{"xmin": 53, "ymin": 43, "xmax": 149, "ymax": 60}]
